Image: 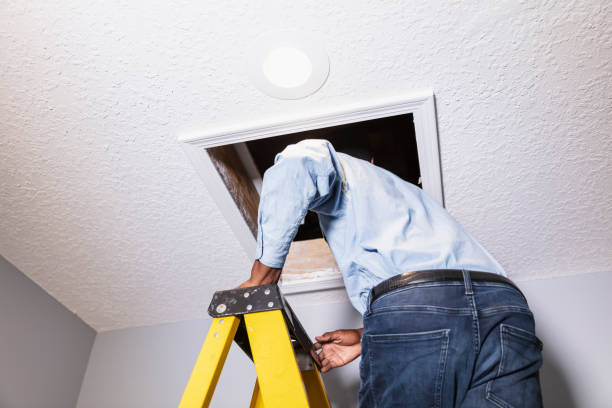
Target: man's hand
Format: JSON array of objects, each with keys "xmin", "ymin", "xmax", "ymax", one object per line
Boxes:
[
  {"xmin": 312, "ymin": 329, "xmax": 364, "ymax": 373},
  {"xmin": 315, "ymin": 329, "xmax": 363, "ymax": 346},
  {"xmin": 237, "ymin": 260, "xmax": 282, "ymax": 288}
]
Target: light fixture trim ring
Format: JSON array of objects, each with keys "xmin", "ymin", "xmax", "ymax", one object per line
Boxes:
[{"xmin": 247, "ymin": 31, "xmax": 330, "ymax": 100}]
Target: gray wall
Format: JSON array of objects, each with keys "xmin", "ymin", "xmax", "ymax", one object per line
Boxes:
[
  {"xmin": 521, "ymin": 271, "xmax": 612, "ymax": 408},
  {"xmin": 0, "ymin": 256, "xmax": 96, "ymax": 408},
  {"xmin": 77, "ymin": 271, "xmax": 612, "ymax": 408}
]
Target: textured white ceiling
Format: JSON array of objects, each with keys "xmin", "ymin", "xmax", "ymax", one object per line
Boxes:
[{"xmin": 1, "ymin": 1, "xmax": 610, "ymax": 331}]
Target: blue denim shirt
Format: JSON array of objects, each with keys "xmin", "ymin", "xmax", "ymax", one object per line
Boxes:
[{"xmin": 255, "ymin": 139, "xmax": 506, "ymax": 314}]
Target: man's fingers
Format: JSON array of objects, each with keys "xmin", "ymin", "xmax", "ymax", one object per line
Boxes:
[
  {"xmin": 320, "ymin": 352, "xmax": 339, "ymax": 371},
  {"xmin": 312, "ymin": 342, "xmax": 322, "ymax": 350},
  {"xmin": 310, "ymin": 346, "xmax": 321, "ymax": 365},
  {"xmin": 320, "ymin": 357, "xmax": 329, "ymax": 369},
  {"xmin": 315, "ymin": 333, "xmax": 331, "ymax": 342},
  {"xmin": 309, "ymin": 348, "xmax": 320, "ymax": 365},
  {"xmin": 320, "ymin": 357, "xmax": 337, "ymax": 373}
]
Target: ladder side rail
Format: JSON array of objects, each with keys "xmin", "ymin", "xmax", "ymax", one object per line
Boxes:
[
  {"xmin": 245, "ymin": 310, "xmax": 310, "ymax": 408},
  {"xmin": 178, "ymin": 316, "xmax": 240, "ymax": 408},
  {"xmin": 249, "ymin": 380, "xmax": 265, "ymax": 408},
  {"xmin": 301, "ymin": 368, "xmax": 331, "ymax": 408}
]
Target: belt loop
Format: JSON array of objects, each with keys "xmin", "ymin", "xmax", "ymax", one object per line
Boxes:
[{"xmin": 462, "ymin": 269, "xmax": 473, "ymax": 295}]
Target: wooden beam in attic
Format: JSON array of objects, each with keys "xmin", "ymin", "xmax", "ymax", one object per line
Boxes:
[
  {"xmin": 207, "ymin": 145, "xmax": 260, "ymax": 237},
  {"xmin": 281, "ymin": 238, "xmax": 340, "ymax": 283}
]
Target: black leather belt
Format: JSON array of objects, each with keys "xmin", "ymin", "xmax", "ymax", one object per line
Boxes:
[{"xmin": 370, "ymin": 269, "xmax": 523, "ymax": 304}]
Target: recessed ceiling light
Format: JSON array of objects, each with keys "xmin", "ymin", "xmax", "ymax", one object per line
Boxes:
[
  {"xmin": 247, "ymin": 32, "xmax": 329, "ymax": 100},
  {"xmin": 262, "ymin": 47, "xmax": 313, "ymax": 88}
]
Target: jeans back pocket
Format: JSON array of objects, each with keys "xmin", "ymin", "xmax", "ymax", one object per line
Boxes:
[
  {"xmin": 486, "ymin": 324, "xmax": 543, "ymax": 408},
  {"xmin": 365, "ymin": 329, "xmax": 450, "ymax": 408}
]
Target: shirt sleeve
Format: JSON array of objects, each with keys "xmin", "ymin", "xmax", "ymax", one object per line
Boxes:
[{"xmin": 254, "ymin": 139, "xmax": 344, "ymax": 268}]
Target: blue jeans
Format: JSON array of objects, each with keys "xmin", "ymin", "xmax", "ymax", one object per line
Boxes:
[{"xmin": 358, "ymin": 271, "xmax": 543, "ymax": 408}]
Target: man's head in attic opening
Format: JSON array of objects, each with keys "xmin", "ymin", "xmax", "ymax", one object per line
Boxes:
[{"xmin": 337, "ymin": 145, "xmax": 374, "ymax": 164}]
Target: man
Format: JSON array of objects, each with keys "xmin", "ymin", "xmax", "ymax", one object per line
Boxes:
[{"xmin": 238, "ymin": 139, "xmax": 543, "ymax": 407}]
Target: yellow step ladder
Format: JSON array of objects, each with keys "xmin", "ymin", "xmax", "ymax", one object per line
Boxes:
[{"xmin": 178, "ymin": 284, "xmax": 331, "ymax": 408}]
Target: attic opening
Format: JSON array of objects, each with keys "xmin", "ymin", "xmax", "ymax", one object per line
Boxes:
[{"xmin": 206, "ymin": 113, "xmax": 420, "ymax": 286}]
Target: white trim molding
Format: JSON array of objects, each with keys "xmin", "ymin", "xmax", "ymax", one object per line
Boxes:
[
  {"xmin": 179, "ymin": 89, "xmax": 443, "ymax": 293},
  {"xmin": 280, "ymin": 276, "xmax": 346, "ymax": 295}
]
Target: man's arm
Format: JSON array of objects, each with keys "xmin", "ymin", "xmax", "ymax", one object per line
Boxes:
[
  {"xmin": 239, "ymin": 140, "xmax": 344, "ymax": 287},
  {"xmin": 238, "ymin": 260, "xmax": 282, "ymax": 288}
]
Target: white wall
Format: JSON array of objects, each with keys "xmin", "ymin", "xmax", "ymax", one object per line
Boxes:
[
  {"xmin": 0, "ymin": 256, "xmax": 96, "ymax": 408},
  {"xmin": 77, "ymin": 271, "xmax": 611, "ymax": 408}
]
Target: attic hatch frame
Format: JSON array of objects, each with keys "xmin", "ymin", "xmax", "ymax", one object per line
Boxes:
[{"xmin": 179, "ymin": 89, "xmax": 443, "ymax": 294}]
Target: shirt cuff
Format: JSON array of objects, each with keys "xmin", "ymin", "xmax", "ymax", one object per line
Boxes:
[
  {"xmin": 255, "ymin": 241, "xmax": 288, "ymax": 269},
  {"xmin": 256, "ymin": 252, "xmax": 286, "ymax": 269},
  {"xmin": 255, "ymin": 228, "xmax": 288, "ymax": 269}
]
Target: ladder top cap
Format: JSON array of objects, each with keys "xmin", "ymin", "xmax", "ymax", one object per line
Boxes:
[{"xmin": 208, "ymin": 284, "xmax": 284, "ymax": 317}]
